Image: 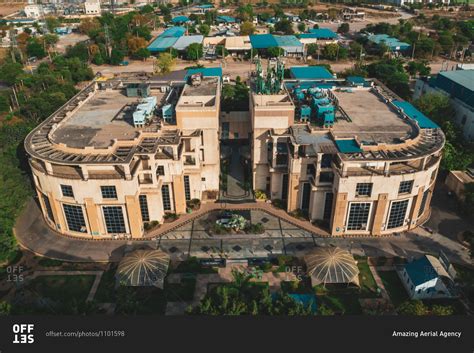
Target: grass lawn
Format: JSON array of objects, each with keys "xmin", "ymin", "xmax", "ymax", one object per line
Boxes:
[
  {"xmin": 378, "ymin": 270, "xmax": 409, "ymax": 307},
  {"xmin": 27, "ymin": 275, "xmax": 95, "ymax": 302},
  {"xmin": 357, "ymin": 258, "xmax": 379, "ymax": 298},
  {"xmin": 94, "ymin": 267, "xmax": 117, "ymax": 303},
  {"xmin": 315, "ymin": 284, "xmax": 362, "ymax": 314}
]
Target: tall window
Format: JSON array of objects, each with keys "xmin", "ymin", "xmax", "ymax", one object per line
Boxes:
[
  {"xmin": 355, "ymin": 183, "xmax": 372, "ymax": 197},
  {"xmin": 157, "ymin": 165, "xmax": 165, "ymax": 176},
  {"xmin": 323, "ymin": 192, "xmax": 334, "ymax": 221},
  {"xmin": 387, "ymin": 199, "xmax": 409, "ymax": 229},
  {"xmin": 321, "ymin": 154, "xmax": 333, "ymax": 168},
  {"xmin": 418, "ymin": 189, "xmax": 430, "ymax": 217},
  {"xmin": 101, "ymin": 186, "xmax": 117, "ymax": 199},
  {"xmin": 60, "ymin": 184, "xmax": 74, "ymax": 198},
  {"xmin": 42, "ymin": 194, "xmax": 55, "ymax": 223},
  {"xmin": 184, "ymin": 175, "xmax": 191, "ymax": 201},
  {"xmin": 63, "ymin": 204, "xmax": 86, "ymax": 233},
  {"xmin": 347, "ymin": 202, "xmax": 371, "ymax": 231},
  {"xmin": 301, "ymin": 183, "xmax": 311, "ymax": 211},
  {"xmin": 398, "ymin": 180, "xmax": 413, "ymax": 194},
  {"xmin": 139, "ymin": 195, "xmax": 150, "ymax": 222},
  {"xmin": 102, "ymin": 206, "xmax": 126, "ymax": 234},
  {"xmin": 162, "ymin": 185, "xmax": 171, "ymax": 211}
]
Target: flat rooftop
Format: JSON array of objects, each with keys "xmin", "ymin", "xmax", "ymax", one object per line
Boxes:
[
  {"xmin": 252, "ymin": 93, "xmax": 293, "ymax": 107},
  {"xmin": 177, "ymin": 77, "xmax": 219, "ymax": 107},
  {"xmin": 51, "ymin": 89, "xmax": 164, "ymax": 149},
  {"xmin": 332, "ymin": 89, "xmax": 414, "ymax": 145}
]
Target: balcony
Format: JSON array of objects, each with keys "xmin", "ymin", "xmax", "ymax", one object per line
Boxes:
[{"xmin": 184, "ymin": 155, "xmax": 196, "ymax": 166}]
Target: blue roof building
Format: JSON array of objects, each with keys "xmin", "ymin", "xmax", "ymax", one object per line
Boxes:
[
  {"xmin": 401, "ymin": 255, "xmax": 455, "ymax": 300},
  {"xmin": 249, "ymin": 34, "xmax": 303, "ymax": 55},
  {"xmin": 185, "ymin": 67, "xmax": 223, "ymax": 81},
  {"xmin": 217, "ymin": 16, "xmax": 236, "ymax": 24},
  {"xmin": 171, "ymin": 16, "xmax": 190, "ymax": 24},
  {"xmin": 249, "ymin": 34, "xmax": 279, "ymax": 49},
  {"xmin": 306, "ymin": 28, "xmax": 338, "ymax": 39},
  {"xmin": 289, "ymin": 66, "xmax": 334, "ymax": 80},
  {"xmin": 368, "ymin": 34, "xmax": 410, "ymax": 52},
  {"xmin": 147, "ymin": 26, "xmax": 186, "ymax": 53}
]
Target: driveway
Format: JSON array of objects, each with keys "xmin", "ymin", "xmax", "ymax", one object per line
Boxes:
[{"xmin": 14, "ymin": 199, "xmax": 472, "ymax": 266}]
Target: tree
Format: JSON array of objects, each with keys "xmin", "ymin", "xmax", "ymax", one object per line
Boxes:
[
  {"xmin": 155, "ymin": 52, "xmax": 175, "ymax": 74},
  {"xmin": 313, "ymin": 24, "xmax": 319, "ymax": 29},
  {"xmin": 186, "ymin": 43, "xmax": 203, "ymax": 61},
  {"xmin": 133, "ymin": 48, "xmax": 151, "ymax": 61},
  {"xmin": 45, "ymin": 16, "xmax": 60, "ymax": 33},
  {"xmin": 26, "ymin": 38, "xmax": 46, "ymax": 59},
  {"xmin": 110, "ymin": 47, "xmax": 125, "ymax": 65},
  {"xmin": 397, "ymin": 300, "xmax": 429, "ymax": 315},
  {"xmin": 297, "ymin": 22, "xmax": 306, "ymax": 33},
  {"xmin": 240, "ymin": 21, "xmax": 255, "ymax": 36},
  {"xmin": 349, "ymin": 42, "xmax": 364, "ymax": 60},
  {"xmin": 431, "ymin": 305, "xmax": 454, "ymax": 316},
  {"xmin": 0, "ymin": 301, "xmax": 11, "ymax": 316},
  {"xmin": 66, "ymin": 42, "xmax": 90, "ymax": 62},
  {"xmin": 198, "ymin": 24, "xmax": 210, "ymax": 37},
  {"xmin": 274, "ymin": 19, "xmax": 294, "ymax": 35},
  {"xmin": 79, "ymin": 18, "xmax": 101, "ymax": 35},
  {"xmin": 405, "ymin": 60, "xmax": 431, "ymax": 78},
  {"xmin": 338, "ymin": 22, "xmax": 349, "ymax": 34},
  {"xmin": 321, "ymin": 43, "xmax": 339, "ymax": 60},
  {"xmin": 413, "ymin": 93, "xmax": 454, "ymax": 125},
  {"xmin": 0, "ymin": 62, "xmax": 24, "ymax": 85},
  {"xmin": 127, "ymin": 36, "xmax": 147, "ymax": 56},
  {"xmin": 306, "ymin": 43, "xmax": 318, "ymax": 57},
  {"xmin": 267, "ymin": 46, "xmax": 284, "ymax": 58}
]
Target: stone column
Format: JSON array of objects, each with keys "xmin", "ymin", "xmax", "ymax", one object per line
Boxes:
[
  {"xmin": 125, "ymin": 195, "xmax": 143, "ymax": 238},
  {"xmin": 330, "ymin": 192, "xmax": 348, "ymax": 236},
  {"xmin": 371, "ymin": 193, "xmax": 389, "ymax": 235},
  {"xmin": 172, "ymin": 175, "xmax": 187, "ymax": 214},
  {"xmin": 47, "ymin": 192, "xmax": 67, "ymax": 233},
  {"xmin": 287, "ymin": 173, "xmax": 300, "ymax": 212},
  {"xmin": 84, "ymin": 198, "xmax": 101, "ymax": 236}
]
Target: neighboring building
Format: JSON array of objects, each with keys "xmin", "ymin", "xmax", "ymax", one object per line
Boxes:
[
  {"xmin": 250, "ymin": 68, "xmax": 444, "ymax": 236},
  {"xmin": 24, "ymin": 4, "xmax": 43, "ymax": 18},
  {"xmin": 393, "ymin": 0, "xmax": 450, "ymax": 6},
  {"xmin": 225, "ymin": 35, "xmax": 251, "ymax": 57},
  {"xmin": 445, "ymin": 168, "xmax": 474, "ymax": 201},
  {"xmin": 342, "ymin": 7, "xmax": 365, "ymax": 21},
  {"xmin": 414, "ymin": 70, "xmax": 474, "ymax": 141},
  {"xmin": 84, "ymin": 0, "xmax": 101, "ymax": 15},
  {"xmin": 400, "ymin": 255, "xmax": 456, "ymax": 299},
  {"xmin": 368, "ymin": 34, "xmax": 410, "ymax": 52},
  {"xmin": 25, "ymin": 73, "xmax": 221, "ymax": 239},
  {"xmin": 298, "ymin": 28, "xmax": 339, "ymax": 49},
  {"xmin": 249, "ymin": 34, "xmax": 304, "ymax": 56},
  {"xmin": 147, "ymin": 26, "xmax": 186, "ymax": 54}
]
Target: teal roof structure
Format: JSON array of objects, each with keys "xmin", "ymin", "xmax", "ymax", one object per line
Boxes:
[
  {"xmin": 346, "ymin": 76, "xmax": 368, "ymax": 86},
  {"xmin": 217, "ymin": 16, "xmax": 236, "ymax": 23},
  {"xmin": 306, "ymin": 28, "xmax": 338, "ymax": 39},
  {"xmin": 404, "ymin": 256, "xmax": 438, "ymax": 286},
  {"xmin": 147, "ymin": 26, "xmax": 186, "ymax": 53},
  {"xmin": 171, "ymin": 16, "xmax": 190, "ymax": 24},
  {"xmin": 160, "ymin": 26, "xmax": 186, "ymax": 38},
  {"xmin": 392, "ymin": 100, "xmax": 439, "ymax": 129},
  {"xmin": 335, "ymin": 139, "xmax": 363, "ymax": 153},
  {"xmin": 368, "ymin": 34, "xmax": 410, "ymax": 51},
  {"xmin": 249, "ymin": 34, "xmax": 278, "ymax": 49},
  {"xmin": 290, "ymin": 66, "xmax": 333, "ymax": 80},
  {"xmin": 432, "ymin": 70, "xmax": 474, "ymax": 108},
  {"xmin": 185, "ymin": 67, "xmax": 223, "ymax": 80},
  {"xmin": 274, "ymin": 35, "xmax": 303, "ymax": 48},
  {"xmin": 197, "ymin": 4, "xmax": 213, "ymax": 8}
]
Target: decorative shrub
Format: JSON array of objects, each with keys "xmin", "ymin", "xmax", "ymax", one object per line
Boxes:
[
  {"xmin": 244, "ymin": 222, "xmax": 265, "ymax": 234},
  {"xmin": 186, "ymin": 198, "xmax": 201, "ymax": 211},
  {"xmin": 144, "ymin": 220, "xmax": 160, "ymax": 231},
  {"xmin": 164, "ymin": 213, "xmax": 179, "ymax": 222},
  {"xmin": 254, "ymin": 190, "xmax": 267, "ymax": 200},
  {"xmin": 271, "ymin": 199, "xmax": 285, "ymax": 209}
]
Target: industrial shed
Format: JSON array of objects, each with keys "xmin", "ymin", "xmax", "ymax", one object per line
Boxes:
[{"xmin": 172, "ymin": 35, "xmax": 204, "ymax": 51}]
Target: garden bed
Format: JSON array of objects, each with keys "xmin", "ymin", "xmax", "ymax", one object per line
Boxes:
[{"xmin": 378, "ymin": 270, "xmax": 410, "ymax": 307}]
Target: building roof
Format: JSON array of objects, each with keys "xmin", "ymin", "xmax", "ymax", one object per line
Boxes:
[
  {"xmin": 335, "ymin": 139, "xmax": 363, "ymax": 153},
  {"xmin": 289, "ymin": 66, "xmax": 333, "ymax": 80},
  {"xmin": 368, "ymin": 34, "xmax": 410, "ymax": 51},
  {"xmin": 117, "ymin": 249, "xmax": 170, "ymax": 288},
  {"xmin": 433, "ymin": 70, "xmax": 474, "ymax": 108},
  {"xmin": 225, "ymin": 35, "xmax": 251, "ymax": 50},
  {"xmin": 217, "ymin": 15, "xmax": 236, "ymax": 23},
  {"xmin": 147, "ymin": 36, "xmax": 179, "ymax": 52},
  {"xmin": 196, "ymin": 4, "xmax": 213, "ymax": 8},
  {"xmin": 404, "ymin": 255, "xmax": 446, "ymax": 286},
  {"xmin": 171, "ymin": 15, "xmax": 190, "ymax": 23},
  {"xmin": 160, "ymin": 26, "xmax": 186, "ymax": 38},
  {"xmin": 304, "ymin": 247, "xmax": 360, "ymax": 286},
  {"xmin": 172, "ymin": 35, "xmax": 204, "ymax": 51},
  {"xmin": 346, "ymin": 76, "xmax": 367, "ymax": 85},
  {"xmin": 392, "ymin": 100, "xmax": 439, "ymax": 129},
  {"xmin": 249, "ymin": 34, "xmax": 278, "ymax": 49},
  {"xmin": 185, "ymin": 67, "xmax": 223, "ymax": 80},
  {"xmin": 306, "ymin": 28, "xmax": 338, "ymax": 39},
  {"xmin": 274, "ymin": 35, "xmax": 303, "ymax": 48}
]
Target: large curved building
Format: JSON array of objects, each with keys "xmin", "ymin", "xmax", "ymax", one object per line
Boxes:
[
  {"xmin": 25, "ymin": 73, "xmax": 221, "ymax": 238},
  {"xmin": 250, "ymin": 73, "xmax": 444, "ymax": 236}
]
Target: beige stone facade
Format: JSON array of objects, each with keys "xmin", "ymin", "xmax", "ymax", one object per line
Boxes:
[
  {"xmin": 26, "ymin": 74, "xmax": 220, "ymax": 239},
  {"xmin": 250, "ymin": 80, "xmax": 445, "ymax": 236}
]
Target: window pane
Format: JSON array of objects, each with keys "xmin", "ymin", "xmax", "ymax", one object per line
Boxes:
[
  {"xmin": 347, "ymin": 202, "xmax": 371, "ymax": 231},
  {"xmin": 63, "ymin": 204, "xmax": 86, "ymax": 233},
  {"xmin": 42, "ymin": 194, "xmax": 55, "ymax": 223},
  {"xmin": 61, "ymin": 184, "xmax": 74, "ymax": 198},
  {"xmin": 101, "ymin": 186, "xmax": 117, "ymax": 199},
  {"xmin": 387, "ymin": 199, "xmax": 409, "ymax": 229},
  {"xmin": 323, "ymin": 192, "xmax": 334, "ymax": 220},
  {"xmin": 355, "ymin": 183, "xmax": 372, "ymax": 197},
  {"xmin": 139, "ymin": 195, "xmax": 150, "ymax": 222},
  {"xmin": 418, "ymin": 190, "xmax": 430, "ymax": 217},
  {"xmin": 102, "ymin": 206, "xmax": 126, "ymax": 234},
  {"xmin": 184, "ymin": 175, "xmax": 191, "ymax": 201},
  {"xmin": 162, "ymin": 185, "xmax": 171, "ymax": 211},
  {"xmin": 398, "ymin": 180, "xmax": 413, "ymax": 194}
]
